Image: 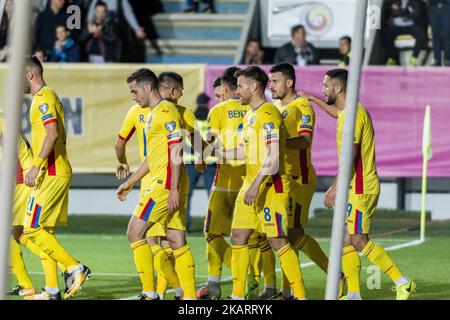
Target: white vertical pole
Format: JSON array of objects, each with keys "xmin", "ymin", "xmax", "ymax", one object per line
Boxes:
[
  {"xmin": 324, "ymin": 0, "xmax": 368, "ymax": 300},
  {"xmin": 0, "ymin": 0, "xmax": 31, "ymax": 299}
]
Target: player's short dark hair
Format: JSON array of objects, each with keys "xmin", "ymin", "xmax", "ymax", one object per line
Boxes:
[
  {"xmin": 220, "ymin": 66, "xmax": 241, "ymax": 91},
  {"xmin": 213, "ymin": 77, "xmax": 221, "ymax": 88},
  {"xmin": 95, "ymin": 0, "xmax": 108, "ymax": 9},
  {"xmin": 127, "ymin": 68, "xmax": 158, "ymax": 88},
  {"xmin": 235, "ymin": 66, "xmax": 269, "ymax": 90},
  {"xmin": 339, "ymin": 36, "xmax": 351, "ymax": 44},
  {"xmin": 158, "ymin": 71, "xmax": 184, "ymax": 89},
  {"xmin": 25, "ymin": 55, "xmax": 43, "ymax": 75},
  {"xmin": 326, "ymin": 69, "xmax": 348, "ymax": 91},
  {"xmin": 270, "ymin": 62, "xmax": 296, "ymax": 87},
  {"xmin": 291, "ymin": 24, "xmax": 305, "ymax": 37}
]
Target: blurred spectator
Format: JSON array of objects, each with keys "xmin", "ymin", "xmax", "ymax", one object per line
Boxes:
[
  {"xmin": 80, "ymin": 1, "xmax": 120, "ymax": 63},
  {"xmin": 381, "ymin": 0, "xmax": 428, "ymax": 66},
  {"xmin": 183, "ymin": 0, "xmax": 215, "ymax": 13},
  {"xmin": 34, "ymin": 0, "xmax": 69, "ymax": 57},
  {"xmin": 49, "ymin": 25, "xmax": 80, "ymax": 62},
  {"xmin": 240, "ymin": 39, "xmax": 269, "ymax": 65},
  {"xmin": 0, "ymin": 0, "xmax": 13, "ymax": 62},
  {"xmin": 338, "ymin": 36, "xmax": 351, "ymax": 67},
  {"xmin": 426, "ymin": 0, "xmax": 450, "ymax": 66},
  {"xmin": 213, "ymin": 77, "xmax": 225, "ymax": 103},
  {"xmin": 184, "ymin": 93, "xmax": 217, "ymax": 230},
  {"xmin": 34, "ymin": 48, "xmax": 47, "ymax": 62},
  {"xmin": 128, "ymin": 0, "xmax": 163, "ymax": 62},
  {"xmin": 87, "ymin": 0, "xmax": 146, "ymax": 62},
  {"xmin": 273, "ymin": 24, "xmax": 320, "ymax": 66}
]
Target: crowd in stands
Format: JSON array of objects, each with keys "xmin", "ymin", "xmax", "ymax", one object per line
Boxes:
[
  {"xmin": 0, "ymin": 0, "xmax": 448, "ymax": 66},
  {"xmin": 0, "ymin": 0, "xmax": 163, "ymax": 63}
]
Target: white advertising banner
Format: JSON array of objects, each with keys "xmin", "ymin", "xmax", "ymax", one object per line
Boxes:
[{"xmin": 263, "ymin": 0, "xmax": 379, "ymax": 48}]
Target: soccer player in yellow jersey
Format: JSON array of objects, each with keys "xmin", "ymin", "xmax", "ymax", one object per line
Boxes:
[
  {"xmin": 310, "ymin": 69, "xmax": 416, "ymax": 300},
  {"xmin": 213, "ymin": 77, "xmax": 225, "ymax": 103},
  {"xmin": 117, "ymin": 69, "xmax": 196, "ymax": 300},
  {"xmin": 220, "ymin": 66, "xmax": 307, "ymax": 300},
  {"xmin": 19, "ymin": 56, "xmax": 90, "ymax": 300},
  {"xmin": 268, "ymin": 62, "xmax": 331, "ymax": 299},
  {"xmin": 196, "ymin": 67, "xmax": 254, "ymax": 300},
  {"xmin": 0, "ymin": 114, "xmax": 37, "ymax": 297},
  {"xmin": 149, "ymin": 71, "xmax": 198, "ymax": 299},
  {"xmin": 114, "ymin": 75, "xmax": 183, "ymax": 300}
]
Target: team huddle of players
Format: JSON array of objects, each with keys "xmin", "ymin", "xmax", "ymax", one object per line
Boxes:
[{"xmin": 3, "ymin": 56, "xmax": 416, "ymax": 300}]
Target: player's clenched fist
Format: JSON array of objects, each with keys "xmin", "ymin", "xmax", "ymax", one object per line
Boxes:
[
  {"xmin": 25, "ymin": 166, "xmax": 39, "ymax": 187},
  {"xmin": 116, "ymin": 163, "xmax": 130, "ymax": 180},
  {"xmin": 323, "ymin": 184, "xmax": 337, "ymax": 209},
  {"xmin": 117, "ymin": 182, "xmax": 133, "ymax": 201},
  {"xmin": 244, "ymin": 183, "xmax": 259, "ymax": 205},
  {"xmin": 168, "ymin": 189, "xmax": 179, "ymax": 214}
]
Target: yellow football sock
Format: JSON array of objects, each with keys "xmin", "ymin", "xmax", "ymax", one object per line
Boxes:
[
  {"xmin": 206, "ymin": 234, "xmax": 230, "ymax": 277},
  {"xmin": 151, "ymin": 245, "xmax": 180, "ymax": 291},
  {"xmin": 277, "ymin": 243, "xmax": 306, "ymax": 299},
  {"xmin": 342, "ymin": 245, "xmax": 361, "ymax": 293},
  {"xmin": 294, "ymin": 234, "xmax": 329, "ymax": 273},
  {"xmin": 173, "ymin": 245, "xmax": 196, "ymax": 299},
  {"xmin": 260, "ymin": 239, "xmax": 276, "ymax": 288},
  {"xmin": 248, "ymin": 236, "xmax": 261, "ymax": 284},
  {"xmin": 40, "ymin": 251, "xmax": 58, "ymax": 289},
  {"xmin": 362, "ymin": 240, "xmax": 403, "ymax": 283},
  {"xmin": 9, "ymin": 237, "xmax": 34, "ymax": 290},
  {"xmin": 231, "ymin": 244, "xmax": 249, "ymax": 299},
  {"xmin": 131, "ymin": 240, "xmax": 155, "ymax": 293},
  {"xmin": 22, "ymin": 228, "xmax": 78, "ymax": 269}
]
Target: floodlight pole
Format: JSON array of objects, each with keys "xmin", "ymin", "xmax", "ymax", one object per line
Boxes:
[
  {"xmin": 0, "ymin": 1, "xmax": 31, "ymax": 299},
  {"xmin": 324, "ymin": 0, "xmax": 368, "ymax": 300}
]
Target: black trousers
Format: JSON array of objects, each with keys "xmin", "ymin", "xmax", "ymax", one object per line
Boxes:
[
  {"xmin": 428, "ymin": 2, "xmax": 450, "ymax": 64},
  {"xmin": 382, "ymin": 25, "xmax": 427, "ymax": 64}
]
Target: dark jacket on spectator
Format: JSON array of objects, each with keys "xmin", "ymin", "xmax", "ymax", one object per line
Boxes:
[
  {"xmin": 50, "ymin": 38, "xmax": 81, "ymax": 62},
  {"xmin": 273, "ymin": 41, "xmax": 320, "ymax": 65},
  {"xmin": 34, "ymin": 7, "xmax": 69, "ymax": 55},
  {"xmin": 79, "ymin": 16, "xmax": 120, "ymax": 62},
  {"xmin": 384, "ymin": 0, "xmax": 427, "ymax": 28}
]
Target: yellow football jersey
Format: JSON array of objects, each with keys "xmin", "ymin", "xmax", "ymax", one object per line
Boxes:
[
  {"xmin": 118, "ymin": 104, "xmax": 152, "ymax": 161},
  {"xmin": 241, "ymin": 102, "xmax": 287, "ymax": 191},
  {"xmin": 207, "ymin": 98, "xmax": 249, "ymax": 190},
  {"xmin": 275, "ymin": 97, "xmax": 316, "ymax": 185},
  {"xmin": 145, "ymin": 99, "xmax": 185, "ymax": 189},
  {"xmin": 0, "ymin": 116, "xmax": 34, "ymax": 184},
  {"xmin": 175, "ymin": 104, "xmax": 196, "ymax": 136},
  {"xmin": 30, "ymin": 86, "xmax": 71, "ymax": 177},
  {"xmin": 337, "ymin": 104, "xmax": 380, "ymax": 195}
]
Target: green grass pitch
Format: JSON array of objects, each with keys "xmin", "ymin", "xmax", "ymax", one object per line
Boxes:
[{"xmin": 8, "ymin": 213, "xmax": 450, "ymax": 300}]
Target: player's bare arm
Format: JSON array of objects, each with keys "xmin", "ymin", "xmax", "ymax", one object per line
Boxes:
[
  {"xmin": 114, "ymin": 137, "xmax": 131, "ymax": 180},
  {"xmin": 244, "ymin": 141, "xmax": 279, "ymax": 205},
  {"xmin": 324, "ymin": 143, "xmax": 358, "ymax": 208},
  {"xmin": 298, "ymin": 90, "xmax": 338, "ymax": 119},
  {"xmin": 25, "ymin": 121, "xmax": 59, "ymax": 187},
  {"xmin": 116, "ymin": 158, "xmax": 149, "ymax": 201},
  {"xmin": 286, "ymin": 132, "xmax": 312, "ymax": 150},
  {"xmin": 168, "ymin": 140, "xmax": 183, "ymax": 214}
]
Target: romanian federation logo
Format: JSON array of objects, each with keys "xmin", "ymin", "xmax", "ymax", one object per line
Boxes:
[
  {"xmin": 301, "ymin": 115, "xmax": 311, "ymax": 124},
  {"xmin": 281, "ymin": 110, "xmax": 288, "ymax": 119},
  {"xmin": 263, "ymin": 122, "xmax": 275, "ymax": 133},
  {"xmin": 249, "ymin": 115, "xmax": 256, "ymax": 125},
  {"xmin": 39, "ymin": 103, "xmax": 49, "ymax": 114},
  {"xmin": 165, "ymin": 121, "xmax": 176, "ymax": 132},
  {"xmin": 237, "ymin": 123, "xmax": 243, "ymax": 132},
  {"xmin": 302, "ymin": 3, "xmax": 333, "ymax": 37}
]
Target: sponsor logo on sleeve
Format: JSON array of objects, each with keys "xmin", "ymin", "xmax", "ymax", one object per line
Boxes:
[
  {"xmin": 39, "ymin": 103, "xmax": 49, "ymax": 114},
  {"xmin": 263, "ymin": 122, "xmax": 275, "ymax": 133},
  {"xmin": 301, "ymin": 115, "xmax": 311, "ymax": 124},
  {"xmin": 165, "ymin": 121, "xmax": 176, "ymax": 132}
]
